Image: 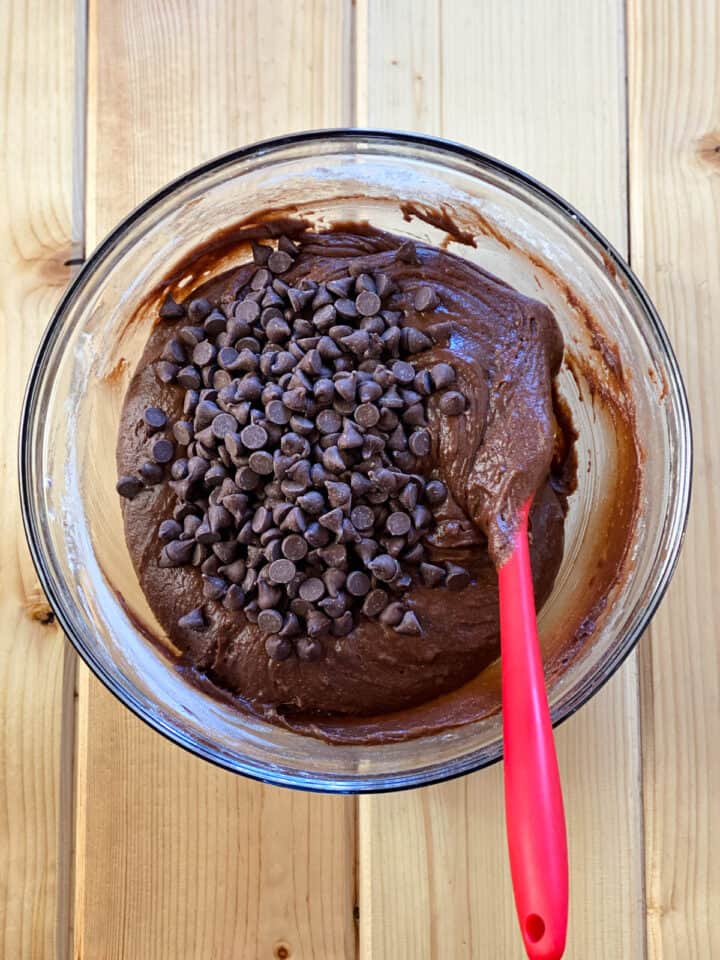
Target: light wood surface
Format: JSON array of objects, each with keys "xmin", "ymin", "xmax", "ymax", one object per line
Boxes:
[
  {"xmin": 0, "ymin": 0, "xmax": 77, "ymax": 957},
  {"xmin": 2, "ymin": 0, "xmax": 717, "ymax": 957},
  {"xmin": 629, "ymin": 0, "xmax": 720, "ymax": 956}
]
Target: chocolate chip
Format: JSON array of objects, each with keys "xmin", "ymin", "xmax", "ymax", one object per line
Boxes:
[
  {"xmin": 265, "ymin": 635, "xmax": 292, "ymax": 660},
  {"xmin": 395, "ymin": 610, "xmax": 422, "ymax": 634},
  {"xmin": 396, "ymin": 240, "xmax": 419, "ymax": 263},
  {"xmin": 332, "ymin": 612, "xmax": 354, "ymax": 637},
  {"xmin": 327, "ymin": 277, "xmax": 353, "ymax": 298},
  {"xmin": 156, "ymin": 361, "xmax": 178, "ymax": 384},
  {"xmin": 268, "ymin": 250, "xmax": 294, "ymax": 274},
  {"xmin": 159, "ymin": 293, "xmax": 185, "ymax": 320},
  {"xmin": 175, "ymin": 366, "xmax": 200, "ymax": 391},
  {"xmin": 318, "ymin": 508, "xmax": 343, "ymax": 537},
  {"xmin": 391, "ymin": 360, "xmax": 415, "ymax": 385},
  {"xmin": 368, "ymin": 554, "xmax": 399, "ymax": 582},
  {"xmin": 335, "ymin": 298, "xmax": 358, "ymax": 320},
  {"xmin": 257, "ymin": 581, "xmax": 282, "ymax": 610},
  {"xmin": 313, "ymin": 304, "xmax": 337, "ymax": 331},
  {"xmin": 151, "ymin": 438, "xmax": 174, "ymax": 464},
  {"xmin": 265, "ymin": 316, "xmax": 291, "ymax": 343},
  {"xmin": 386, "ymin": 511, "xmax": 411, "ymax": 536},
  {"xmin": 425, "ymin": 479, "xmax": 448, "ymax": 505},
  {"xmin": 178, "ymin": 607, "xmax": 206, "ymax": 631},
  {"xmin": 445, "ymin": 562, "xmax": 471, "ymax": 591},
  {"xmin": 408, "ymin": 428, "xmax": 431, "ymax": 456},
  {"xmin": 159, "ymin": 519, "xmax": 182, "ymax": 541},
  {"xmin": 355, "ymin": 290, "xmax": 382, "ymax": 317},
  {"xmin": 244, "ymin": 600, "xmax": 260, "ymax": 623},
  {"xmin": 140, "ymin": 461, "xmax": 164, "ymax": 484},
  {"xmin": 320, "ymin": 592, "xmax": 347, "ymax": 618},
  {"xmin": 278, "ymin": 235, "xmax": 300, "ymax": 257},
  {"xmin": 379, "ymin": 601, "xmax": 405, "ymax": 626},
  {"xmin": 282, "ymin": 534, "xmax": 308, "ymax": 561},
  {"xmin": 162, "ymin": 539, "xmax": 195, "ymax": 566},
  {"xmin": 209, "ymin": 413, "xmax": 237, "ymax": 440},
  {"xmin": 430, "ymin": 362, "xmax": 456, "ymax": 390},
  {"xmin": 375, "ymin": 274, "xmax": 394, "ymax": 298},
  {"xmin": 224, "ymin": 584, "xmax": 246, "ymax": 611},
  {"xmin": 204, "ymin": 309, "xmax": 227, "ymax": 337},
  {"xmin": 297, "ymin": 636, "xmax": 323, "ymax": 660},
  {"xmin": 322, "ymin": 445, "xmax": 346, "ymax": 474},
  {"xmin": 202, "ymin": 575, "xmax": 227, "ymax": 601},
  {"xmin": 299, "ymin": 577, "xmax": 325, "ymax": 602},
  {"xmin": 221, "ymin": 559, "xmax": 247, "ymax": 585},
  {"xmin": 251, "ymin": 268, "xmax": 272, "ymax": 290},
  {"xmin": 117, "ymin": 475, "xmax": 143, "ymax": 500},
  {"xmin": 403, "ymin": 327, "xmax": 433, "ymax": 354},
  {"xmin": 187, "ymin": 298, "xmax": 213, "ymax": 323},
  {"xmin": 427, "ymin": 320, "xmax": 453, "ymax": 343},
  {"xmin": 179, "ymin": 325, "xmax": 206, "ymax": 347},
  {"xmin": 349, "ymin": 505, "xmax": 374, "ymax": 531},
  {"xmin": 264, "ymin": 399, "xmax": 289, "ymax": 425},
  {"xmin": 143, "ymin": 407, "xmax": 167, "ymax": 432},
  {"xmin": 278, "ymin": 612, "xmax": 301, "ymax": 637},
  {"xmin": 191, "ymin": 340, "xmax": 216, "ymax": 366},
  {"xmin": 318, "ymin": 543, "xmax": 347, "ymax": 568},
  {"xmin": 362, "ymin": 589, "xmax": 388, "ymax": 617},
  {"xmin": 235, "ymin": 299, "xmax": 261, "ymax": 324},
  {"xmin": 268, "ymin": 558, "xmax": 296, "ymax": 583},
  {"xmin": 209, "ymin": 503, "xmax": 233, "ymax": 532},
  {"xmin": 257, "ymin": 609, "xmax": 284, "ymax": 634},
  {"xmin": 172, "ymin": 421, "xmax": 193, "ymax": 446},
  {"xmin": 183, "ymin": 390, "xmax": 199, "ymax": 415},
  {"xmin": 355, "ymin": 402, "xmax": 380, "ymax": 427},
  {"xmin": 338, "ymin": 421, "xmax": 363, "ymax": 450},
  {"xmin": 413, "ymin": 286, "xmax": 439, "ymax": 311},
  {"xmin": 346, "ymin": 571, "xmax": 371, "ymax": 597},
  {"xmin": 317, "ymin": 409, "xmax": 342, "ymax": 434},
  {"xmin": 236, "ymin": 424, "xmax": 264, "ymax": 451},
  {"xmin": 236, "ymin": 467, "xmax": 261, "ymax": 490},
  {"xmin": 420, "ymin": 562, "xmax": 445, "ymax": 586},
  {"xmin": 251, "ymin": 240, "xmax": 272, "ymax": 265},
  {"xmin": 202, "ymin": 555, "xmax": 221, "ymax": 577},
  {"xmin": 323, "ymin": 568, "xmax": 346, "ymax": 597},
  {"xmin": 439, "ymin": 390, "xmax": 466, "ymax": 416},
  {"xmin": 248, "ymin": 451, "xmax": 274, "ymax": 475},
  {"xmin": 341, "ymin": 330, "xmax": 370, "ymax": 356}
]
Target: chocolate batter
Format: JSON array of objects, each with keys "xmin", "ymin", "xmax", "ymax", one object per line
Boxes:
[{"xmin": 117, "ymin": 226, "xmax": 573, "ymax": 733}]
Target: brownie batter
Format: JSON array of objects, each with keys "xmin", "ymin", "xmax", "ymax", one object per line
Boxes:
[{"xmin": 117, "ymin": 227, "xmax": 572, "ymax": 729}]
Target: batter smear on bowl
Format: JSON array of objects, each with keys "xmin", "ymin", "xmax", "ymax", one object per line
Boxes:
[{"xmin": 116, "ymin": 226, "xmax": 575, "ymax": 733}]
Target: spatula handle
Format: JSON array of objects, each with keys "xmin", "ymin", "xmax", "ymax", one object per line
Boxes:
[{"xmin": 498, "ymin": 499, "xmax": 568, "ymax": 960}]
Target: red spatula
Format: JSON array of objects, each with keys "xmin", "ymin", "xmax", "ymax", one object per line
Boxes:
[{"xmin": 498, "ymin": 497, "xmax": 569, "ymax": 960}]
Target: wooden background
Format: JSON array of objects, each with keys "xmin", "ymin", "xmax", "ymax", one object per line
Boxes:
[{"xmin": 1, "ymin": 0, "xmax": 717, "ymax": 956}]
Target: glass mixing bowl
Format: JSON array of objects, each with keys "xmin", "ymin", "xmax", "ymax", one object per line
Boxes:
[{"xmin": 20, "ymin": 131, "xmax": 691, "ymax": 792}]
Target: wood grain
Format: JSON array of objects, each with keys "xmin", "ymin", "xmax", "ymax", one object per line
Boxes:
[
  {"xmin": 0, "ymin": 0, "xmax": 78, "ymax": 957},
  {"xmin": 629, "ymin": 0, "xmax": 720, "ymax": 956},
  {"xmin": 356, "ymin": 1, "xmax": 646, "ymax": 956},
  {"xmin": 76, "ymin": 3, "xmax": 356, "ymax": 958}
]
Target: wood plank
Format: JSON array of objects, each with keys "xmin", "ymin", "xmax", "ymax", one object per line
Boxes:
[
  {"xmin": 0, "ymin": 0, "xmax": 76, "ymax": 960},
  {"xmin": 356, "ymin": 1, "xmax": 646, "ymax": 956},
  {"xmin": 77, "ymin": 3, "xmax": 356, "ymax": 958},
  {"xmin": 0, "ymin": 0, "xmax": 78, "ymax": 957},
  {"xmin": 628, "ymin": 1, "xmax": 720, "ymax": 956}
]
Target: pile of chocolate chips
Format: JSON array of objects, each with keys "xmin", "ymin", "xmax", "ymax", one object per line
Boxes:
[{"xmin": 117, "ymin": 237, "xmax": 470, "ymax": 662}]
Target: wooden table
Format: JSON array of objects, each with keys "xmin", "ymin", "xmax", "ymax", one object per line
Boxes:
[{"xmin": 2, "ymin": 1, "xmax": 717, "ymax": 956}]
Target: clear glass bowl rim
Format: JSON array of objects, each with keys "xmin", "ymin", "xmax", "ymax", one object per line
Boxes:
[{"xmin": 19, "ymin": 128, "xmax": 693, "ymax": 793}]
